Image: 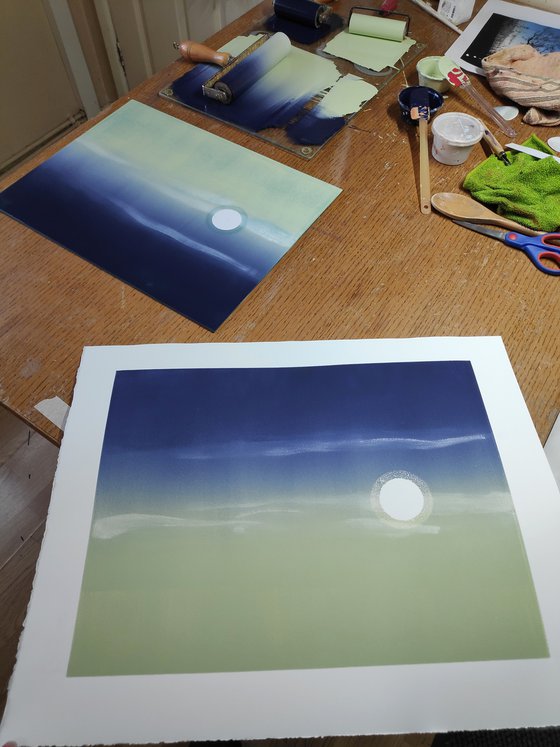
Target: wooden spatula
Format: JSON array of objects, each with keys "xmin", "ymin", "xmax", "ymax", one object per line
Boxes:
[
  {"xmin": 410, "ymin": 88, "xmax": 431, "ymax": 215},
  {"xmin": 431, "ymin": 193, "xmax": 544, "ymax": 236}
]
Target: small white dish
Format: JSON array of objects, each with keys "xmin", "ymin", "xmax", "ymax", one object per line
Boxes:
[
  {"xmin": 547, "ymin": 136, "xmax": 560, "ymax": 153},
  {"xmin": 494, "ymin": 105, "xmax": 519, "ymax": 121}
]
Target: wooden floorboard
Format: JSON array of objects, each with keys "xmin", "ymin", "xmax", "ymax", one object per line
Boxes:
[
  {"xmin": 0, "ymin": 523, "xmax": 45, "ymax": 720},
  {"xmin": 0, "ymin": 407, "xmax": 56, "ymax": 723},
  {"xmin": 0, "ymin": 406, "xmax": 58, "ymax": 569}
]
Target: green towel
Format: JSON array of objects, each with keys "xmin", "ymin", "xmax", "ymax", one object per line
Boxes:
[{"xmin": 463, "ymin": 134, "xmax": 560, "ymax": 232}]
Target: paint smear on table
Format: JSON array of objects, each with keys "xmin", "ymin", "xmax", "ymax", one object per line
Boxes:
[
  {"xmin": 170, "ymin": 34, "xmax": 375, "ymax": 144},
  {"xmin": 288, "ymin": 74, "xmax": 378, "ymax": 144},
  {"xmin": 0, "ymin": 101, "xmax": 340, "ymax": 331},
  {"xmin": 171, "ymin": 34, "xmax": 341, "ymax": 130},
  {"xmin": 324, "ymin": 29, "xmax": 416, "ymax": 71},
  {"xmin": 67, "ymin": 360, "xmax": 547, "ymax": 676}
]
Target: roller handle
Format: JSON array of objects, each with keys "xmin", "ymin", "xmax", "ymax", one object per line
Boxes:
[
  {"xmin": 481, "ymin": 128, "xmax": 510, "ymax": 165},
  {"xmin": 173, "ymin": 40, "xmax": 231, "ymax": 67}
]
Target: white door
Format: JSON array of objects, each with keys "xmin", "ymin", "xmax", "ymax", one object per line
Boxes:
[
  {"xmin": 93, "ymin": 0, "xmax": 262, "ymax": 93},
  {"xmin": 0, "ymin": 0, "xmax": 92, "ymax": 172}
]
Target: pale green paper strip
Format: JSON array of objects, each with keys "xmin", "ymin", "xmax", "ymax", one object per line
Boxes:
[
  {"xmin": 324, "ymin": 31, "xmax": 416, "ymax": 72},
  {"xmin": 317, "ymin": 74, "xmax": 378, "ymax": 117},
  {"xmin": 348, "ymin": 13, "xmax": 407, "ymax": 41}
]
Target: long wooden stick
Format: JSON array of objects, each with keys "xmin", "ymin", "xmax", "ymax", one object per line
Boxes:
[{"xmin": 418, "ymin": 117, "xmax": 431, "ymax": 214}]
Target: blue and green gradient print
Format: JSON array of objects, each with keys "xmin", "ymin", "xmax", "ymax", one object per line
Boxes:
[
  {"xmin": 0, "ymin": 101, "xmax": 340, "ymax": 330},
  {"xmin": 67, "ymin": 360, "xmax": 548, "ymax": 677}
]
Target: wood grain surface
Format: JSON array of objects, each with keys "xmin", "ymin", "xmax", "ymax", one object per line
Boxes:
[
  {"xmin": 1, "ymin": 0, "xmax": 558, "ymax": 448},
  {"xmin": 0, "ymin": 406, "xmax": 55, "ymax": 719}
]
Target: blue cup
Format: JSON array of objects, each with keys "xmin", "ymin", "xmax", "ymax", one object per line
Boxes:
[{"xmin": 398, "ymin": 86, "xmax": 444, "ymax": 125}]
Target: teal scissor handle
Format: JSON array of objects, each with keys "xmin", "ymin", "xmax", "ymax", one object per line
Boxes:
[{"xmin": 503, "ymin": 231, "xmax": 560, "ymax": 276}]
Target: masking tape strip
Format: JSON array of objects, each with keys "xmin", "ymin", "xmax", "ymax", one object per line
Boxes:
[{"xmin": 35, "ymin": 396, "xmax": 70, "ymax": 431}]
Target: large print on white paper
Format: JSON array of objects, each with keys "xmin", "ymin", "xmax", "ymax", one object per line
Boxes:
[
  {"xmin": 68, "ymin": 360, "xmax": 547, "ymax": 676},
  {"xmin": 2, "ymin": 339, "xmax": 560, "ymax": 746}
]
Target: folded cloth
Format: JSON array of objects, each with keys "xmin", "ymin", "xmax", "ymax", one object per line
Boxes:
[
  {"xmin": 463, "ymin": 135, "xmax": 560, "ymax": 232},
  {"xmin": 482, "ymin": 45, "xmax": 560, "ymax": 126}
]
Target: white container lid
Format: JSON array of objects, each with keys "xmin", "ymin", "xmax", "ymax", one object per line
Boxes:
[{"xmin": 431, "ymin": 112, "xmax": 484, "ymax": 146}]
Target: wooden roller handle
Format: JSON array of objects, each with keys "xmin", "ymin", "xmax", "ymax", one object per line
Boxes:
[{"xmin": 175, "ymin": 40, "xmax": 230, "ymax": 67}]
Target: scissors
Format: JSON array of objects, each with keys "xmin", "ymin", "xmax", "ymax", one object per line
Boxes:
[{"xmin": 454, "ymin": 220, "xmax": 560, "ymax": 276}]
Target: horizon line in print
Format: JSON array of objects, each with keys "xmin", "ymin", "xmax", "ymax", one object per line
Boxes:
[
  {"xmin": 0, "ymin": 100, "xmax": 341, "ymax": 331},
  {"xmin": 67, "ymin": 359, "xmax": 548, "ymax": 677}
]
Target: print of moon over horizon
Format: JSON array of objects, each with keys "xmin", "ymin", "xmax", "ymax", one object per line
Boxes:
[
  {"xmin": 67, "ymin": 360, "xmax": 548, "ymax": 676},
  {"xmin": 0, "ymin": 101, "xmax": 340, "ymax": 331}
]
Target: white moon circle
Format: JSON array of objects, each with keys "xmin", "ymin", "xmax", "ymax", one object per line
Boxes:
[
  {"xmin": 211, "ymin": 208, "xmax": 244, "ymax": 231},
  {"xmin": 379, "ymin": 477, "xmax": 425, "ymax": 521},
  {"xmin": 370, "ymin": 470, "xmax": 433, "ymax": 526}
]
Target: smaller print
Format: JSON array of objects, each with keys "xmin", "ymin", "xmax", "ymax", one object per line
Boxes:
[{"xmin": 0, "ymin": 101, "xmax": 340, "ymax": 331}]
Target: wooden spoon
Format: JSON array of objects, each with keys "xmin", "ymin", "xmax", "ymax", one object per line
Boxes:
[{"xmin": 431, "ymin": 193, "xmax": 544, "ymax": 236}]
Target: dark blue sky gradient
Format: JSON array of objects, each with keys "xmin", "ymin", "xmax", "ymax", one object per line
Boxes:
[
  {"xmin": 0, "ymin": 146, "xmax": 267, "ymax": 331},
  {"xmin": 0, "ymin": 102, "xmax": 338, "ymax": 333},
  {"xmin": 93, "ymin": 362, "xmax": 509, "ymax": 516}
]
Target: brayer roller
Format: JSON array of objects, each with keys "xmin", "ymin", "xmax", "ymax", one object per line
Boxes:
[
  {"xmin": 272, "ymin": 0, "xmax": 332, "ymax": 28},
  {"xmin": 176, "ymin": 32, "xmax": 292, "ymax": 105}
]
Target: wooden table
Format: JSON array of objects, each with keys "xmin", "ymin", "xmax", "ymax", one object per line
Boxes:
[
  {"xmin": 0, "ymin": 3, "xmax": 558, "ymax": 445},
  {"xmin": 1, "ymin": 5, "xmax": 559, "ymax": 746}
]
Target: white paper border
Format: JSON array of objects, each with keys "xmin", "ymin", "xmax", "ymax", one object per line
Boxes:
[
  {"xmin": 2, "ymin": 337, "xmax": 560, "ymax": 745},
  {"xmin": 445, "ymin": 0, "xmax": 560, "ymax": 74}
]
